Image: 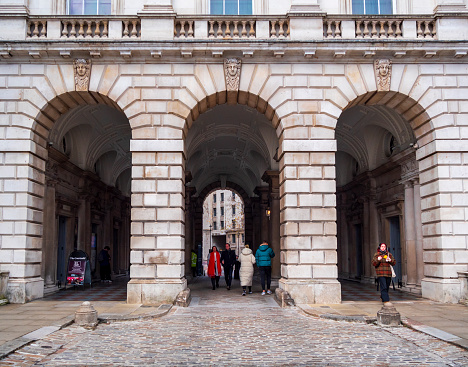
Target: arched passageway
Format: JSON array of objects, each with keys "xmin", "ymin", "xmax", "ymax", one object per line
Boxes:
[
  {"xmin": 336, "ymin": 92, "xmax": 426, "ymax": 295},
  {"xmin": 40, "ymin": 92, "xmax": 132, "ymax": 295},
  {"xmin": 183, "ymin": 103, "xmax": 281, "ymax": 279}
]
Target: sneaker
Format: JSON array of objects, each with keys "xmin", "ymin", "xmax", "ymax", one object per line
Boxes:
[
  {"xmin": 242, "ymin": 291, "xmax": 246, "ymax": 296},
  {"xmin": 267, "ymin": 290, "xmax": 272, "ymax": 295},
  {"xmin": 261, "ymin": 291, "xmax": 266, "ymax": 296},
  {"xmin": 249, "ymin": 291, "xmax": 252, "ymax": 294}
]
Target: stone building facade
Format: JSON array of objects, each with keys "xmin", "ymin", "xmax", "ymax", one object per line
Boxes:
[
  {"xmin": 1, "ymin": 0, "xmax": 468, "ymax": 305},
  {"xmin": 202, "ymin": 190, "xmax": 245, "ymax": 261}
]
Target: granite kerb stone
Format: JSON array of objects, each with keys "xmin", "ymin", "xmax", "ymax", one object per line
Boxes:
[{"xmin": 98, "ymin": 303, "xmax": 172, "ymax": 323}]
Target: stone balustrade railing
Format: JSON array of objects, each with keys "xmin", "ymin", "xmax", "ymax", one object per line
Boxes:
[
  {"xmin": 323, "ymin": 16, "xmax": 437, "ymax": 40},
  {"xmin": 14, "ymin": 14, "xmax": 454, "ymax": 42},
  {"xmin": 174, "ymin": 17, "xmax": 289, "ymax": 39}
]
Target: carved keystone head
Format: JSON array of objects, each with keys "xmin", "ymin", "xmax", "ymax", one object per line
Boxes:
[{"xmin": 224, "ymin": 57, "xmax": 241, "ymax": 91}]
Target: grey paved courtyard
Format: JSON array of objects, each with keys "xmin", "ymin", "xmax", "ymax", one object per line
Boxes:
[{"xmin": 1, "ymin": 277, "xmax": 468, "ymax": 366}]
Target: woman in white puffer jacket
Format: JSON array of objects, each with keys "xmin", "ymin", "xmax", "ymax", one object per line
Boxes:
[{"xmin": 239, "ymin": 245, "xmax": 256, "ymax": 296}]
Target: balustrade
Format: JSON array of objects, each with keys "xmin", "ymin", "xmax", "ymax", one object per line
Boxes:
[
  {"xmin": 270, "ymin": 20, "xmax": 289, "ymax": 39},
  {"xmin": 174, "ymin": 20, "xmax": 194, "ymax": 39},
  {"xmin": 355, "ymin": 19, "xmax": 403, "ymax": 39},
  {"xmin": 61, "ymin": 20, "xmax": 109, "ymax": 38},
  {"xmin": 122, "ymin": 20, "xmax": 141, "ymax": 38},
  {"xmin": 208, "ymin": 19, "xmax": 256, "ymax": 39},
  {"xmin": 323, "ymin": 20, "xmax": 341, "ymax": 39},
  {"xmin": 27, "ymin": 20, "xmax": 47, "ymax": 38},
  {"xmin": 417, "ymin": 20, "xmax": 436, "ymax": 39}
]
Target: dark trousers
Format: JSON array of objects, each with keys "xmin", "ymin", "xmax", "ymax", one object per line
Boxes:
[
  {"xmin": 259, "ymin": 266, "xmax": 272, "ymax": 290},
  {"xmin": 378, "ymin": 276, "xmax": 391, "ymax": 302},
  {"xmin": 210, "ymin": 276, "xmax": 220, "ymax": 289},
  {"xmin": 191, "ymin": 267, "xmax": 197, "ymax": 277},
  {"xmin": 224, "ymin": 265, "xmax": 233, "ymax": 287},
  {"xmin": 100, "ymin": 264, "xmax": 111, "ymax": 280}
]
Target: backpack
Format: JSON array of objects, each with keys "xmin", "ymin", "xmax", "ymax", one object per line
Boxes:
[{"xmin": 98, "ymin": 250, "xmax": 104, "ymax": 263}]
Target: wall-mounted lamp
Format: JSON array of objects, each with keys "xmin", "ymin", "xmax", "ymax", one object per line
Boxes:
[{"xmin": 266, "ymin": 208, "xmax": 271, "ymax": 218}]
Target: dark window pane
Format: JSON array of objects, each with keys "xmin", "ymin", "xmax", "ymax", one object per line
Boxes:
[
  {"xmin": 225, "ymin": 0, "xmax": 237, "ymax": 15},
  {"xmin": 366, "ymin": 0, "xmax": 379, "ymax": 14},
  {"xmin": 239, "ymin": 0, "xmax": 252, "ymax": 14},
  {"xmin": 352, "ymin": 0, "xmax": 364, "ymax": 14},
  {"xmin": 99, "ymin": 0, "xmax": 111, "ymax": 15},
  {"xmin": 84, "ymin": 0, "xmax": 97, "ymax": 14},
  {"xmin": 380, "ymin": 0, "xmax": 392, "ymax": 14},
  {"xmin": 69, "ymin": 0, "xmax": 83, "ymax": 15},
  {"xmin": 210, "ymin": 0, "xmax": 223, "ymax": 14}
]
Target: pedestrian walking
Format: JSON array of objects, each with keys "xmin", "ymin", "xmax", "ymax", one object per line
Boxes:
[
  {"xmin": 372, "ymin": 242, "xmax": 396, "ymax": 303},
  {"xmin": 207, "ymin": 246, "xmax": 221, "ymax": 290},
  {"xmin": 255, "ymin": 240, "xmax": 275, "ymax": 295},
  {"xmin": 191, "ymin": 249, "xmax": 198, "ymax": 277},
  {"xmin": 239, "ymin": 245, "xmax": 255, "ymax": 296},
  {"xmin": 221, "ymin": 243, "xmax": 236, "ymax": 290},
  {"xmin": 98, "ymin": 246, "xmax": 112, "ymax": 283}
]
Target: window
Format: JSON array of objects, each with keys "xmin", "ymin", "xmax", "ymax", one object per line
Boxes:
[
  {"xmin": 352, "ymin": 0, "xmax": 392, "ymax": 14},
  {"xmin": 232, "ymin": 192, "xmax": 236, "ymax": 200},
  {"xmin": 221, "ymin": 207, "xmax": 224, "ymax": 216},
  {"xmin": 220, "ymin": 193, "xmax": 224, "ymax": 202},
  {"xmin": 68, "ymin": 0, "xmax": 111, "ymax": 15},
  {"xmin": 232, "ymin": 220, "xmax": 236, "ymax": 228},
  {"xmin": 213, "ymin": 208, "xmax": 217, "ymax": 217},
  {"xmin": 242, "ymin": 234, "xmax": 245, "ymax": 242},
  {"xmin": 213, "ymin": 194, "xmax": 216, "ymax": 203},
  {"xmin": 232, "ymin": 206, "xmax": 236, "ymax": 215},
  {"xmin": 232, "ymin": 234, "xmax": 236, "ymax": 242},
  {"xmin": 213, "ymin": 222, "xmax": 217, "ymax": 230},
  {"xmin": 221, "ymin": 221, "xmax": 224, "ymax": 229},
  {"xmin": 210, "ymin": 0, "xmax": 252, "ymax": 15}
]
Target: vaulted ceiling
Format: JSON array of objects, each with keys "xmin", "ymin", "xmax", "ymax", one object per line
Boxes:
[{"xmin": 185, "ymin": 104, "xmax": 279, "ymax": 197}]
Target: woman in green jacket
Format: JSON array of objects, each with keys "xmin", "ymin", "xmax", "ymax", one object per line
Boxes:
[{"xmin": 255, "ymin": 240, "xmax": 275, "ymax": 295}]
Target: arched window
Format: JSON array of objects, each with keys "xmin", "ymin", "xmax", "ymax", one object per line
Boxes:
[
  {"xmin": 352, "ymin": 0, "xmax": 392, "ymax": 14},
  {"xmin": 210, "ymin": 0, "xmax": 252, "ymax": 15},
  {"xmin": 68, "ymin": 0, "xmax": 111, "ymax": 15}
]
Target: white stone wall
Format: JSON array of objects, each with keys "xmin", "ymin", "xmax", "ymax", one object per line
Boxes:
[{"xmin": 0, "ymin": 58, "xmax": 467, "ymax": 303}]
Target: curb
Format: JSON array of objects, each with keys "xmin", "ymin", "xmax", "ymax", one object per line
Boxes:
[
  {"xmin": 0, "ymin": 315, "xmax": 74, "ymax": 360},
  {"xmin": 98, "ymin": 304, "xmax": 172, "ymax": 323}
]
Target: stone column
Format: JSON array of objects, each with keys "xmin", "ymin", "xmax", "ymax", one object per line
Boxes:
[
  {"xmin": 42, "ymin": 180, "xmax": 57, "ymax": 288},
  {"xmin": 256, "ymin": 186, "xmax": 270, "ymax": 245},
  {"xmin": 413, "ymin": 179, "xmax": 424, "ymax": 286},
  {"xmin": 369, "ymin": 194, "xmax": 380, "ymax": 278},
  {"xmin": 127, "ymin": 138, "xmax": 186, "ymax": 305},
  {"xmin": 362, "ymin": 198, "xmax": 371, "ymax": 281},
  {"xmin": 404, "ymin": 182, "xmax": 417, "ymax": 287},
  {"xmin": 338, "ymin": 194, "xmax": 349, "ymax": 277},
  {"xmin": 184, "ymin": 186, "xmax": 196, "ymax": 278},
  {"xmin": 263, "ymin": 171, "xmax": 281, "ymax": 278},
  {"xmin": 278, "ymin": 137, "xmax": 340, "ymax": 304},
  {"xmin": 77, "ymin": 194, "xmax": 91, "ymax": 254}
]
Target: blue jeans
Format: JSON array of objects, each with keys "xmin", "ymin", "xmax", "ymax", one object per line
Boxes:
[{"xmin": 378, "ymin": 276, "xmax": 391, "ymax": 302}]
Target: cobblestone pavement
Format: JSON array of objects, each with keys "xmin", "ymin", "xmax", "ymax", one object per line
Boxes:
[{"xmin": 1, "ymin": 277, "xmax": 468, "ymax": 366}]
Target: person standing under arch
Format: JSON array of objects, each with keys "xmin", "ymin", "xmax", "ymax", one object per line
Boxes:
[
  {"xmin": 239, "ymin": 245, "xmax": 255, "ymax": 296},
  {"xmin": 372, "ymin": 243, "xmax": 396, "ymax": 303},
  {"xmin": 221, "ymin": 243, "xmax": 236, "ymax": 290},
  {"xmin": 207, "ymin": 246, "xmax": 221, "ymax": 290},
  {"xmin": 255, "ymin": 240, "xmax": 275, "ymax": 295}
]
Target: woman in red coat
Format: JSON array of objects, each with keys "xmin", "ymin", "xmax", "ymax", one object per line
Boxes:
[{"xmin": 207, "ymin": 246, "xmax": 221, "ymax": 290}]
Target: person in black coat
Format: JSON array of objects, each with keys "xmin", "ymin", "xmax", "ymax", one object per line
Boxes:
[{"xmin": 221, "ymin": 243, "xmax": 236, "ymax": 290}]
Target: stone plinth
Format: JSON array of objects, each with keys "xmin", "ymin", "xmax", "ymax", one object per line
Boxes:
[
  {"xmin": 127, "ymin": 279, "xmax": 187, "ymax": 305},
  {"xmin": 279, "ymin": 278, "xmax": 341, "ymax": 304},
  {"xmin": 75, "ymin": 301, "xmax": 98, "ymax": 329},
  {"xmin": 275, "ymin": 288, "xmax": 295, "ymax": 308},
  {"xmin": 377, "ymin": 302, "xmax": 401, "ymax": 327}
]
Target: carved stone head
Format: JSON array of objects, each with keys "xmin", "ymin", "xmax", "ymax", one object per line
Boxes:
[
  {"xmin": 374, "ymin": 59, "xmax": 391, "ymax": 92},
  {"xmin": 74, "ymin": 59, "xmax": 91, "ymax": 91},
  {"xmin": 224, "ymin": 58, "xmax": 241, "ymax": 91}
]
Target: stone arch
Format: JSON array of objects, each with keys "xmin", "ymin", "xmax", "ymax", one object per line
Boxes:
[{"xmin": 343, "ymin": 91, "xmax": 434, "ymax": 146}]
